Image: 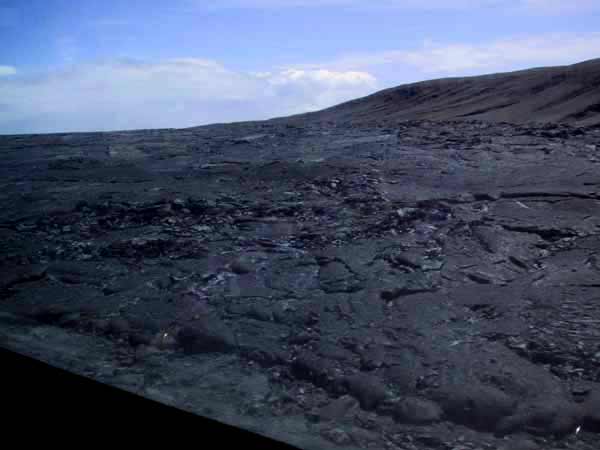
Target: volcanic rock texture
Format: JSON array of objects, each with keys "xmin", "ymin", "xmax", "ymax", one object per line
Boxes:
[{"xmin": 2, "ymin": 62, "xmax": 600, "ymax": 450}]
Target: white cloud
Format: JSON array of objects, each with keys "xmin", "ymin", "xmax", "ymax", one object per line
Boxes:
[
  {"xmin": 521, "ymin": 0, "xmax": 600, "ymax": 14},
  {"xmin": 0, "ymin": 59, "xmax": 377, "ymax": 134},
  {"xmin": 189, "ymin": 0, "xmax": 599, "ymax": 13},
  {"xmin": 90, "ymin": 18, "xmax": 132, "ymax": 27},
  {"xmin": 3, "ymin": 31, "xmax": 598, "ymax": 134},
  {"xmin": 269, "ymin": 69, "xmax": 375, "ymax": 87},
  {"xmin": 308, "ymin": 32, "xmax": 600, "ymax": 77},
  {"xmin": 264, "ymin": 69, "xmax": 376, "ymax": 112},
  {"xmin": 0, "ymin": 65, "xmax": 16, "ymax": 76},
  {"xmin": 192, "ymin": 0, "xmax": 505, "ymax": 12}
]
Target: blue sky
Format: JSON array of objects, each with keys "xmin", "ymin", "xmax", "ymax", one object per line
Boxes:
[{"xmin": 1, "ymin": 0, "xmax": 599, "ymax": 134}]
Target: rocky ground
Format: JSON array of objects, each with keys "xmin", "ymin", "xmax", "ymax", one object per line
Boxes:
[{"xmin": 1, "ymin": 119, "xmax": 600, "ymax": 449}]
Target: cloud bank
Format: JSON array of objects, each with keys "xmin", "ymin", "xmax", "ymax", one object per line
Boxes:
[
  {"xmin": 0, "ymin": 59, "xmax": 377, "ymax": 134},
  {"xmin": 191, "ymin": 0, "xmax": 600, "ymax": 13},
  {"xmin": 195, "ymin": 0, "xmax": 497, "ymax": 10},
  {"xmin": 0, "ymin": 65, "xmax": 17, "ymax": 76},
  {"xmin": 522, "ymin": 0, "xmax": 600, "ymax": 14},
  {"xmin": 304, "ymin": 32, "xmax": 600, "ymax": 77},
  {"xmin": 1, "ymin": 32, "xmax": 599, "ymax": 134},
  {"xmin": 393, "ymin": 33, "xmax": 600, "ymax": 74}
]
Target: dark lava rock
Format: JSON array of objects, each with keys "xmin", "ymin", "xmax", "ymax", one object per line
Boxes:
[
  {"xmin": 583, "ymin": 390, "xmax": 600, "ymax": 431},
  {"xmin": 273, "ymin": 307, "xmax": 319, "ymax": 327},
  {"xmin": 230, "ymin": 258, "xmax": 253, "ymax": 274},
  {"xmin": 392, "ymin": 396, "xmax": 443, "ymax": 424},
  {"xmin": 56, "ymin": 312, "xmax": 82, "ymax": 328},
  {"xmin": 497, "ymin": 438, "xmax": 540, "ymax": 450},
  {"xmin": 90, "ymin": 319, "xmax": 110, "ymax": 334},
  {"xmin": 384, "ymin": 363, "xmax": 420, "ymax": 394},
  {"xmin": 380, "ymin": 272, "xmax": 436, "ymax": 300},
  {"xmin": 387, "ymin": 250, "xmax": 423, "ymax": 269},
  {"xmin": 315, "ymin": 340, "xmax": 355, "ymax": 363},
  {"xmin": 433, "ymin": 384, "xmax": 517, "ymax": 431},
  {"xmin": 107, "ymin": 318, "xmax": 131, "ymax": 336},
  {"xmin": 359, "ymin": 345, "xmax": 386, "ymax": 370},
  {"xmin": 247, "ymin": 305, "xmax": 273, "ymax": 322},
  {"xmin": 495, "ymin": 398, "xmax": 584, "ymax": 437},
  {"xmin": 176, "ymin": 317, "xmax": 237, "ymax": 354},
  {"xmin": 381, "ymin": 286, "xmax": 430, "ymax": 300},
  {"xmin": 244, "ymin": 348, "xmax": 286, "ymax": 367},
  {"xmin": 7, "ymin": 102, "xmax": 600, "ymax": 450},
  {"xmin": 1, "ymin": 265, "xmax": 47, "ymax": 289},
  {"xmin": 291, "ymin": 352, "xmax": 336, "ymax": 388},
  {"xmin": 28, "ymin": 305, "xmax": 71, "ymax": 324},
  {"xmin": 126, "ymin": 316, "xmax": 161, "ymax": 335},
  {"xmin": 289, "ymin": 331, "xmax": 317, "ymax": 345},
  {"xmin": 319, "ymin": 261, "xmax": 364, "ymax": 293},
  {"xmin": 318, "ymin": 395, "xmax": 359, "ymax": 422},
  {"xmin": 128, "ymin": 331, "xmax": 153, "ymax": 347},
  {"xmin": 344, "ymin": 373, "xmax": 388, "ymax": 411},
  {"xmin": 150, "ymin": 331, "xmax": 178, "ymax": 350},
  {"xmin": 0, "ymin": 311, "xmax": 39, "ymax": 327},
  {"xmin": 383, "ymin": 349, "xmax": 422, "ymax": 393},
  {"xmin": 319, "ymin": 427, "xmax": 352, "ymax": 446}
]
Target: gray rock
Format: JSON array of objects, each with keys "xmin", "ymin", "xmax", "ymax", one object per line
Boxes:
[
  {"xmin": 320, "ymin": 427, "xmax": 352, "ymax": 446},
  {"xmin": 393, "ymin": 396, "xmax": 443, "ymax": 424},
  {"xmin": 150, "ymin": 331, "xmax": 178, "ymax": 350},
  {"xmin": 177, "ymin": 317, "xmax": 237, "ymax": 354},
  {"xmin": 379, "ymin": 272, "xmax": 436, "ymax": 300},
  {"xmin": 129, "ymin": 331, "xmax": 152, "ymax": 347},
  {"xmin": 230, "ymin": 259, "xmax": 253, "ymax": 274},
  {"xmin": 291, "ymin": 352, "xmax": 336, "ymax": 388},
  {"xmin": 28, "ymin": 304, "xmax": 70, "ymax": 324},
  {"xmin": 344, "ymin": 373, "xmax": 388, "ymax": 411},
  {"xmin": 496, "ymin": 398, "xmax": 584, "ymax": 437},
  {"xmin": 56, "ymin": 312, "xmax": 82, "ymax": 328},
  {"xmin": 384, "ymin": 359, "xmax": 420, "ymax": 393},
  {"xmin": 433, "ymin": 384, "xmax": 517, "ymax": 430},
  {"xmin": 107, "ymin": 318, "xmax": 130, "ymax": 336},
  {"xmin": 497, "ymin": 438, "xmax": 539, "ymax": 450},
  {"xmin": 359, "ymin": 345, "xmax": 386, "ymax": 370},
  {"xmin": 583, "ymin": 389, "xmax": 600, "ymax": 426},
  {"xmin": 319, "ymin": 261, "xmax": 364, "ymax": 293},
  {"xmin": 386, "ymin": 366, "xmax": 417, "ymax": 394},
  {"xmin": 319, "ymin": 395, "xmax": 359, "ymax": 421},
  {"xmin": 0, "ymin": 311, "xmax": 39, "ymax": 326},
  {"xmin": 247, "ymin": 305, "xmax": 273, "ymax": 322}
]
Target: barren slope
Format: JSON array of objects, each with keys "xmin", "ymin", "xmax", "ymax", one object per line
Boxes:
[{"xmin": 277, "ymin": 58, "xmax": 600, "ymax": 127}]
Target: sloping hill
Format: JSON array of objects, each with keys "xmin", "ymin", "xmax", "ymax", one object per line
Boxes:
[{"xmin": 280, "ymin": 58, "xmax": 600, "ymax": 126}]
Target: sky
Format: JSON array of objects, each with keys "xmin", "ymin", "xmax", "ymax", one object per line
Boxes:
[{"xmin": 0, "ymin": 0, "xmax": 599, "ymax": 134}]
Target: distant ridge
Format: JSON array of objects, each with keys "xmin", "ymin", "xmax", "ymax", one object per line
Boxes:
[{"xmin": 275, "ymin": 58, "xmax": 600, "ymax": 127}]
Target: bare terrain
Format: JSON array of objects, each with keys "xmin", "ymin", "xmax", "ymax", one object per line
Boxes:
[
  {"xmin": 282, "ymin": 58, "xmax": 600, "ymax": 127},
  {"xmin": 2, "ymin": 60, "xmax": 600, "ymax": 450}
]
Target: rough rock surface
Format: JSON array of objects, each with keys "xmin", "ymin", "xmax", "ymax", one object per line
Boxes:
[{"xmin": 2, "ymin": 117, "xmax": 600, "ymax": 450}]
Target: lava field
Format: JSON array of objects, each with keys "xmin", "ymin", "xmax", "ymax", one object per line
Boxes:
[{"xmin": 1, "ymin": 118, "xmax": 600, "ymax": 450}]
